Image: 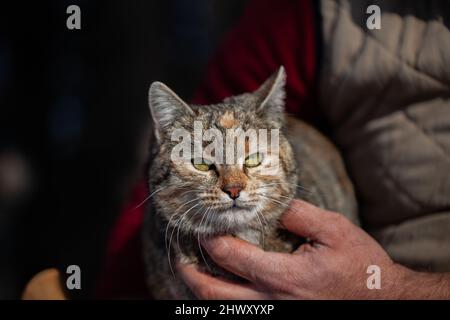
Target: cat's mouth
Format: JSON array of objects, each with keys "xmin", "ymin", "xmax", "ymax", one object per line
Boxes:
[
  {"xmin": 187, "ymin": 200, "xmax": 261, "ymax": 235},
  {"xmin": 225, "ymin": 199, "xmax": 254, "ymax": 211},
  {"xmin": 207, "ymin": 199, "xmax": 254, "ymax": 214}
]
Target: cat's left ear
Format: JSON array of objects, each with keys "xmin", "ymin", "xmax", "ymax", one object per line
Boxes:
[
  {"xmin": 253, "ymin": 66, "xmax": 286, "ymax": 125},
  {"xmin": 148, "ymin": 82, "xmax": 195, "ymax": 142}
]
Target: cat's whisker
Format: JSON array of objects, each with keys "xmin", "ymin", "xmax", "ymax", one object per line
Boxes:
[
  {"xmin": 202, "ymin": 205, "xmax": 218, "ymax": 243},
  {"xmin": 256, "ymin": 203, "xmax": 269, "ymax": 227},
  {"xmin": 255, "ymin": 210, "xmax": 266, "ymax": 249},
  {"xmin": 204, "ymin": 208, "xmax": 217, "ymax": 246},
  {"xmin": 253, "ymin": 201, "xmax": 271, "ymax": 248},
  {"xmin": 176, "ymin": 204, "xmax": 204, "ymax": 251},
  {"xmin": 261, "ymin": 182, "xmax": 286, "ymax": 187},
  {"xmin": 276, "ymin": 194, "xmax": 294, "ymax": 200},
  {"xmin": 165, "ymin": 197, "xmax": 201, "ymax": 252},
  {"xmin": 197, "ymin": 206, "xmax": 213, "ymax": 272},
  {"xmin": 179, "ymin": 190, "xmax": 196, "ymax": 197},
  {"xmin": 164, "ymin": 212, "xmax": 181, "ymax": 252},
  {"xmin": 258, "ymin": 194, "xmax": 290, "ymax": 208},
  {"xmin": 166, "ymin": 219, "xmax": 181, "ymax": 278},
  {"xmin": 167, "ymin": 202, "xmax": 201, "ymax": 278},
  {"xmin": 257, "ymin": 187, "xmax": 293, "ymax": 202},
  {"xmin": 179, "ymin": 189, "xmax": 207, "ymax": 197},
  {"xmin": 167, "ymin": 201, "xmax": 201, "ymax": 252},
  {"xmin": 290, "ymin": 183, "xmax": 313, "ymax": 194},
  {"xmin": 132, "ymin": 186, "xmax": 167, "ymax": 211},
  {"xmin": 262, "ymin": 182, "xmax": 313, "ymax": 194}
]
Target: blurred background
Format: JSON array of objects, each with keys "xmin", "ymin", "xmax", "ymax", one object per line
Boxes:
[{"xmin": 0, "ymin": 0, "xmax": 248, "ymax": 299}]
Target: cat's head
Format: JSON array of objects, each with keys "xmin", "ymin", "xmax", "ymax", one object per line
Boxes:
[{"xmin": 148, "ymin": 67, "xmax": 297, "ymax": 237}]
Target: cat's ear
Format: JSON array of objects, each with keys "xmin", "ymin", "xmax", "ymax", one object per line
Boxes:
[
  {"xmin": 253, "ymin": 66, "xmax": 286, "ymax": 124},
  {"xmin": 148, "ymin": 82, "xmax": 195, "ymax": 141}
]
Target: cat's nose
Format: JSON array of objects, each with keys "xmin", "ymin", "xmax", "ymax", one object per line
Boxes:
[{"xmin": 222, "ymin": 184, "xmax": 242, "ymax": 200}]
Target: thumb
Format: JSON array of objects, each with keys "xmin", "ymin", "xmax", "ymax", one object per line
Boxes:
[{"xmin": 281, "ymin": 199, "xmax": 344, "ymax": 246}]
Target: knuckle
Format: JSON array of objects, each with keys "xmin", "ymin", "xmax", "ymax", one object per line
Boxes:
[
  {"xmin": 277, "ymin": 266, "xmax": 297, "ymax": 292},
  {"xmin": 328, "ymin": 211, "xmax": 347, "ymax": 226},
  {"xmin": 248, "ymin": 265, "xmax": 264, "ymax": 284},
  {"xmin": 325, "ymin": 211, "xmax": 351, "ymax": 240}
]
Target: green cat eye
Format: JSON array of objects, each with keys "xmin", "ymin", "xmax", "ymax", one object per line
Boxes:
[
  {"xmin": 191, "ymin": 159, "xmax": 212, "ymax": 171},
  {"xmin": 244, "ymin": 153, "xmax": 263, "ymax": 168}
]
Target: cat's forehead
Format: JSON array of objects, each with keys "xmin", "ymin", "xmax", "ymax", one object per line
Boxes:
[
  {"xmin": 217, "ymin": 110, "xmax": 239, "ymax": 129},
  {"xmin": 191, "ymin": 102, "xmax": 266, "ymax": 130}
]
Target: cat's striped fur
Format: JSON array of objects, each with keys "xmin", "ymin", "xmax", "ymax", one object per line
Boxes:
[{"xmin": 143, "ymin": 67, "xmax": 358, "ymax": 299}]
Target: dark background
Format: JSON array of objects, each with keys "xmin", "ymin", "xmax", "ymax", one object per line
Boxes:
[{"xmin": 0, "ymin": 0, "xmax": 247, "ymax": 299}]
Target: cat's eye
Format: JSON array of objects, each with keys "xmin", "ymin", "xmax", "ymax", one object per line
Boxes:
[
  {"xmin": 191, "ymin": 158, "xmax": 212, "ymax": 171},
  {"xmin": 244, "ymin": 153, "xmax": 263, "ymax": 168}
]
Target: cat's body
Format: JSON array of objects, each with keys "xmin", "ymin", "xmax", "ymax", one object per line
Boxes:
[{"xmin": 143, "ymin": 67, "xmax": 358, "ymax": 299}]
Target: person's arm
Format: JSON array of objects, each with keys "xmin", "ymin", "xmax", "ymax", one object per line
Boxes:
[
  {"xmin": 393, "ymin": 266, "xmax": 450, "ymax": 299},
  {"xmin": 178, "ymin": 200, "xmax": 450, "ymax": 300}
]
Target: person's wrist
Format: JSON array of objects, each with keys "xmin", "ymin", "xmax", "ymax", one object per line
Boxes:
[
  {"xmin": 363, "ymin": 262, "xmax": 408, "ymax": 300},
  {"xmin": 386, "ymin": 263, "xmax": 450, "ymax": 299},
  {"xmin": 384, "ymin": 263, "xmax": 415, "ymax": 299},
  {"xmin": 361, "ymin": 261, "xmax": 414, "ymax": 299}
]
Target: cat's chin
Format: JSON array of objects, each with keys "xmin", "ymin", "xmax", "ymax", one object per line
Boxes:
[{"xmin": 191, "ymin": 206, "xmax": 260, "ymax": 237}]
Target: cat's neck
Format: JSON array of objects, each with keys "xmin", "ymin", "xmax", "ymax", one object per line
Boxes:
[{"xmin": 235, "ymin": 229, "xmax": 265, "ymax": 247}]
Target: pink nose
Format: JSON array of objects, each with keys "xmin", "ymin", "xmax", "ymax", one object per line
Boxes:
[{"xmin": 223, "ymin": 185, "xmax": 242, "ymax": 199}]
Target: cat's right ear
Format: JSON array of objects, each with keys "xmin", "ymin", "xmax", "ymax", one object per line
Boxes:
[{"xmin": 148, "ymin": 82, "xmax": 195, "ymax": 142}]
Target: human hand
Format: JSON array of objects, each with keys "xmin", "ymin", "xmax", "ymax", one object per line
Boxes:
[{"xmin": 177, "ymin": 199, "xmax": 407, "ymax": 299}]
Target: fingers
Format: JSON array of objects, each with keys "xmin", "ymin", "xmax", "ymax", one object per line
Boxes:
[
  {"xmin": 177, "ymin": 263, "xmax": 269, "ymax": 300},
  {"xmin": 281, "ymin": 199, "xmax": 347, "ymax": 245},
  {"xmin": 202, "ymin": 236, "xmax": 294, "ymax": 288},
  {"xmin": 22, "ymin": 268, "xmax": 67, "ymax": 300},
  {"xmin": 179, "ymin": 199, "xmax": 349, "ymax": 298}
]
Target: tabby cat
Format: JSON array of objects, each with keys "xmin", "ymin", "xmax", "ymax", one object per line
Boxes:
[{"xmin": 143, "ymin": 67, "xmax": 358, "ymax": 299}]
